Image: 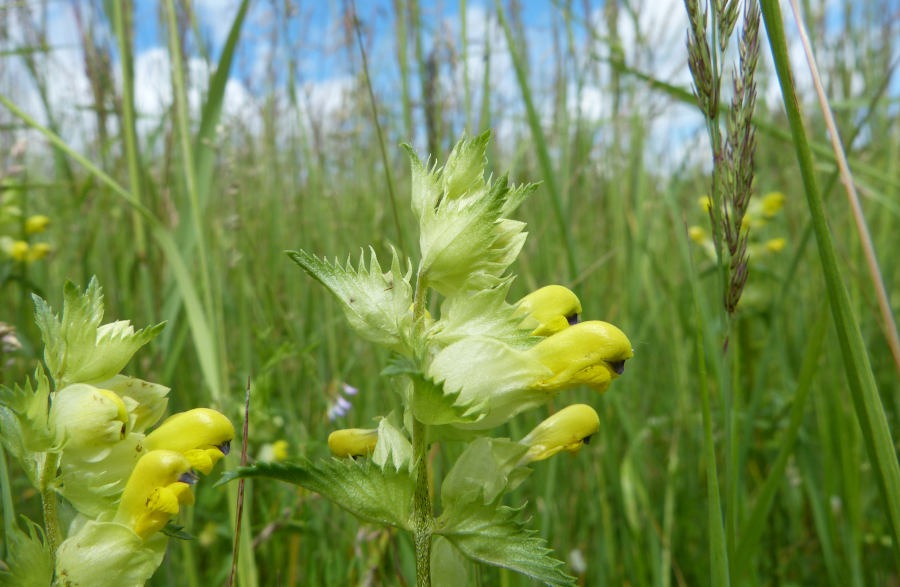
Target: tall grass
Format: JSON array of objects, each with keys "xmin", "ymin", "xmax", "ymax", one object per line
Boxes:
[{"xmin": 2, "ymin": 0, "xmax": 899, "ymax": 585}]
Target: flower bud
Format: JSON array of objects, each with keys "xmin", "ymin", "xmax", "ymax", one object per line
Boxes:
[
  {"xmin": 514, "ymin": 285, "xmax": 581, "ymax": 336},
  {"xmin": 529, "ymin": 321, "xmax": 633, "ymax": 393},
  {"xmin": 519, "ymin": 404, "xmax": 600, "ymax": 464},
  {"xmin": 328, "ymin": 428, "xmax": 378, "ymax": 458},
  {"xmin": 144, "ymin": 408, "xmax": 234, "ymax": 474},
  {"xmin": 114, "ymin": 450, "xmax": 196, "ymax": 539}
]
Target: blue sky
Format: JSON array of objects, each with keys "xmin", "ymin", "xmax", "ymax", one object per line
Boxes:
[{"xmin": 2, "ymin": 0, "xmax": 897, "ymax": 168}]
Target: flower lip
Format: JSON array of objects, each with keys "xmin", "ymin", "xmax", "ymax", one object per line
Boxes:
[{"xmin": 179, "ymin": 470, "xmax": 199, "ymax": 484}]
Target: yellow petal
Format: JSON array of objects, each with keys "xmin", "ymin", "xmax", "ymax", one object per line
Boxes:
[
  {"xmin": 25, "ymin": 214, "xmax": 50, "ymax": 234},
  {"xmin": 144, "ymin": 408, "xmax": 235, "ymax": 473},
  {"xmin": 327, "ymin": 428, "xmax": 378, "ymax": 458},
  {"xmin": 529, "ymin": 321, "xmax": 633, "ymax": 393},
  {"xmin": 115, "ymin": 450, "xmax": 194, "ymax": 539},
  {"xmin": 520, "ymin": 404, "xmax": 601, "ymax": 464},
  {"xmin": 514, "ymin": 285, "xmax": 582, "ymax": 336}
]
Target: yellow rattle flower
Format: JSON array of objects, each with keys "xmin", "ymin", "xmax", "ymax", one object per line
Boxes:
[
  {"xmin": 529, "ymin": 320, "xmax": 633, "ymax": 393},
  {"xmin": 328, "ymin": 428, "xmax": 378, "ymax": 458},
  {"xmin": 514, "ymin": 285, "xmax": 581, "ymax": 336},
  {"xmin": 519, "ymin": 403, "xmax": 601, "ymax": 464},
  {"xmin": 10, "ymin": 240, "xmax": 29, "ymax": 261},
  {"xmin": 25, "ymin": 214, "xmax": 50, "ymax": 234},
  {"xmin": 144, "ymin": 408, "xmax": 235, "ymax": 474},
  {"xmin": 114, "ymin": 450, "xmax": 196, "ymax": 540}
]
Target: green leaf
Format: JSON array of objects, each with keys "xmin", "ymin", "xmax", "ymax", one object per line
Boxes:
[
  {"xmin": 383, "ymin": 356, "xmax": 481, "ymax": 427},
  {"xmin": 221, "ymin": 458, "xmax": 414, "ymax": 530},
  {"xmin": 435, "ymin": 438, "xmax": 570, "ymax": 584},
  {"xmin": 287, "ymin": 248, "xmax": 413, "ymax": 350},
  {"xmin": 436, "ymin": 496, "xmax": 573, "ymax": 586},
  {"xmin": 0, "ymin": 370, "xmax": 52, "ymax": 483},
  {"xmin": 441, "ymin": 437, "xmax": 530, "ymax": 507},
  {"xmin": 0, "ymin": 518, "xmax": 53, "ymax": 587},
  {"xmin": 431, "ymin": 536, "xmax": 471, "ymax": 586}
]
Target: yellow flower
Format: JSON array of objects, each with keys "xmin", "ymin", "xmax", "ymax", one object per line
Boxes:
[
  {"xmin": 514, "ymin": 285, "xmax": 582, "ymax": 336},
  {"xmin": 272, "ymin": 439, "xmax": 289, "ymax": 461},
  {"xmin": 144, "ymin": 408, "xmax": 235, "ymax": 474},
  {"xmin": 259, "ymin": 439, "xmax": 289, "ymax": 462},
  {"xmin": 10, "ymin": 240, "xmax": 29, "ymax": 261},
  {"xmin": 519, "ymin": 404, "xmax": 600, "ymax": 464},
  {"xmin": 328, "ymin": 428, "xmax": 378, "ymax": 458},
  {"xmin": 688, "ymin": 226, "xmax": 708, "ymax": 243},
  {"xmin": 114, "ymin": 450, "xmax": 196, "ymax": 540},
  {"xmin": 765, "ymin": 237, "xmax": 786, "ymax": 252},
  {"xmin": 761, "ymin": 191, "xmax": 785, "ymax": 217},
  {"xmin": 25, "ymin": 214, "xmax": 50, "ymax": 234},
  {"xmin": 529, "ymin": 320, "xmax": 633, "ymax": 393},
  {"xmin": 698, "ymin": 195, "xmax": 712, "ymax": 212},
  {"xmin": 27, "ymin": 242, "xmax": 52, "ymax": 261}
]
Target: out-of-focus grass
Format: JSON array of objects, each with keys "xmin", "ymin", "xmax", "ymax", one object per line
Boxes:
[{"xmin": 1, "ymin": 1, "xmax": 899, "ymax": 585}]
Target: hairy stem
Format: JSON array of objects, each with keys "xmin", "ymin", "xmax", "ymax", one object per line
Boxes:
[
  {"xmin": 412, "ymin": 416, "xmax": 433, "ymax": 586},
  {"xmin": 39, "ymin": 451, "xmax": 62, "ymax": 555},
  {"xmin": 411, "ymin": 268, "xmax": 432, "ymax": 586}
]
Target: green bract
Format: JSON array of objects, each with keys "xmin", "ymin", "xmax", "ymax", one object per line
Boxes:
[{"xmin": 233, "ymin": 132, "xmax": 634, "ymax": 585}]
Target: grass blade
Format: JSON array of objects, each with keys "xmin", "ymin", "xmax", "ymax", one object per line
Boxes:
[{"xmin": 760, "ymin": 0, "xmax": 900, "ymax": 570}]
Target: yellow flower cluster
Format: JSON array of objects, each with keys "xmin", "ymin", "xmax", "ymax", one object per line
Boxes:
[
  {"xmin": 0, "ymin": 212, "xmax": 53, "ymax": 262},
  {"xmin": 327, "ymin": 285, "xmax": 631, "ymax": 466},
  {"xmin": 690, "ymin": 191, "xmax": 788, "ymax": 259}
]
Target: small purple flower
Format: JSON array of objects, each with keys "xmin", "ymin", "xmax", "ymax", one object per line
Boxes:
[{"xmin": 327, "ymin": 382, "xmax": 360, "ymax": 421}]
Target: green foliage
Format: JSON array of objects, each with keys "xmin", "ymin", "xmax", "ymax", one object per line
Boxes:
[
  {"xmin": 1, "ymin": 1, "xmax": 899, "ymax": 585},
  {"xmin": 287, "ymin": 248, "xmax": 414, "ymax": 350},
  {"xmin": 0, "ymin": 519, "xmax": 53, "ymax": 587},
  {"xmin": 223, "ymin": 458, "xmax": 414, "ymax": 530}
]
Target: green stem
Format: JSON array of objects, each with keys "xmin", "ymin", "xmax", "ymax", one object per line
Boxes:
[
  {"xmin": 760, "ymin": 0, "xmax": 900, "ymax": 571},
  {"xmin": 411, "ymin": 269, "xmax": 432, "ymax": 586},
  {"xmin": 39, "ymin": 452, "xmax": 62, "ymax": 556},
  {"xmin": 412, "ymin": 416, "xmax": 433, "ymax": 587}
]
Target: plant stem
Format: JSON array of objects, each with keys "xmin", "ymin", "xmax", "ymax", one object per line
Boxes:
[
  {"xmin": 412, "ymin": 415, "xmax": 433, "ymax": 587},
  {"xmin": 411, "ymin": 269, "xmax": 432, "ymax": 586},
  {"xmin": 39, "ymin": 451, "xmax": 62, "ymax": 555}
]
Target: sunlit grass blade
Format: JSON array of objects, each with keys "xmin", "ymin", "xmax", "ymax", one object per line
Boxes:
[
  {"xmin": 494, "ymin": 0, "xmax": 577, "ymax": 282},
  {"xmin": 760, "ymin": 0, "xmax": 900, "ymax": 571}
]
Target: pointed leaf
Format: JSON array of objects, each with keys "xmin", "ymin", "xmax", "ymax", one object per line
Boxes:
[
  {"xmin": 221, "ymin": 458, "xmax": 413, "ymax": 530},
  {"xmin": 436, "ymin": 498, "xmax": 574, "ymax": 586},
  {"xmin": 0, "ymin": 518, "xmax": 53, "ymax": 587},
  {"xmin": 287, "ymin": 248, "xmax": 413, "ymax": 350}
]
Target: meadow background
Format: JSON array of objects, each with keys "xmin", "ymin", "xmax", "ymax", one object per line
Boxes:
[{"xmin": 2, "ymin": 0, "xmax": 899, "ymax": 585}]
